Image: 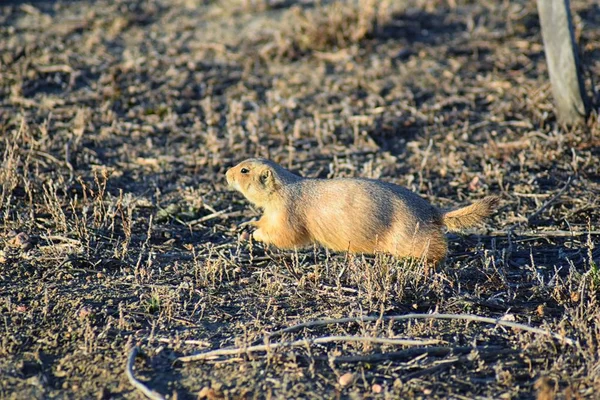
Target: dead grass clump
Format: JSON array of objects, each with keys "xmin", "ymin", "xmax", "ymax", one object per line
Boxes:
[
  {"xmin": 261, "ymin": 0, "xmax": 393, "ymax": 59},
  {"xmin": 0, "ymin": 120, "xmax": 29, "ymax": 215},
  {"xmin": 0, "ymin": 137, "xmax": 22, "ymax": 214},
  {"xmin": 328, "ymin": 254, "xmax": 441, "ymax": 310}
]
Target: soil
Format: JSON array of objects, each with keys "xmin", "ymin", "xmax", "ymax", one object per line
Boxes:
[{"xmin": 1, "ymin": 0, "xmax": 600, "ymax": 399}]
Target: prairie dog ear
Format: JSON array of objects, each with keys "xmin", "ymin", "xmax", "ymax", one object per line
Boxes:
[{"xmin": 259, "ymin": 169, "xmax": 273, "ymax": 186}]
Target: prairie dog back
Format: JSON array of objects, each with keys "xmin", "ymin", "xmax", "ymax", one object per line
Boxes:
[{"xmin": 299, "ymin": 179, "xmax": 443, "ymax": 254}]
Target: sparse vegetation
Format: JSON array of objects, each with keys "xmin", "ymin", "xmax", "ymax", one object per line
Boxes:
[
  {"xmin": 0, "ymin": 0, "xmax": 599, "ymax": 399},
  {"xmin": 256, "ymin": 0, "xmax": 394, "ymax": 60}
]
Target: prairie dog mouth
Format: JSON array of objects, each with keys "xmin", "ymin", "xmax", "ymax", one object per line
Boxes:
[
  {"xmin": 226, "ymin": 175, "xmax": 240, "ymax": 191},
  {"xmin": 225, "ymin": 169, "xmax": 235, "ymax": 187}
]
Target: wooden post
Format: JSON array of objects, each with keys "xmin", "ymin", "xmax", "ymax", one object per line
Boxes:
[{"xmin": 537, "ymin": 0, "xmax": 589, "ymax": 126}]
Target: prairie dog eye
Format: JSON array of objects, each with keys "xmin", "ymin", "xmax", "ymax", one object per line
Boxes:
[{"xmin": 240, "ymin": 168, "xmax": 249, "ymax": 174}]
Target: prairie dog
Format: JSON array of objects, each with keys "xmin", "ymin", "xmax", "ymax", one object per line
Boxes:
[{"xmin": 226, "ymin": 158, "xmax": 498, "ymax": 264}]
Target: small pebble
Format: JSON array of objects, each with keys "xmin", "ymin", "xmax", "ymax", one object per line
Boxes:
[{"xmin": 338, "ymin": 372, "xmax": 354, "ymax": 387}]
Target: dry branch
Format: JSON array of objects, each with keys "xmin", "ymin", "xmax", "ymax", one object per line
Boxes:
[
  {"xmin": 125, "ymin": 346, "xmax": 165, "ymax": 400},
  {"xmin": 264, "ymin": 313, "xmax": 576, "ymax": 346},
  {"xmin": 315, "ymin": 346, "xmax": 519, "ymax": 364},
  {"xmin": 489, "ymin": 230, "xmax": 600, "ymax": 238},
  {"xmin": 178, "ymin": 335, "xmax": 442, "ymax": 363}
]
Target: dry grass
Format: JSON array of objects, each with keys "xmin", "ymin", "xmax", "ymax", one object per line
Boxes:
[
  {"xmin": 1, "ymin": 0, "xmax": 600, "ymax": 398},
  {"xmin": 256, "ymin": 0, "xmax": 395, "ymax": 60}
]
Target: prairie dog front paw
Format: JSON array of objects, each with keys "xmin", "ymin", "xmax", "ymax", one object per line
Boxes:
[{"xmin": 252, "ymin": 228, "xmax": 267, "ymax": 243}]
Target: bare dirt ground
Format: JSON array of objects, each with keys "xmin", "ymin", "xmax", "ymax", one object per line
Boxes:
[{"xmin": 1, "ymin": 0, "xmax": 600, "ymax": 398}]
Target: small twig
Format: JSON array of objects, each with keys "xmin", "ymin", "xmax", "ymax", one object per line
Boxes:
[
  {"xmin": 125, "ymin": 346, "xmax": 165, "ymax": 400},
  {"xmin": 402, "ymin": 348, "xmax": 521, "ymax": 380},
  {"xmin": 45, "ymin": 235, "xmax": 82, "ymax": 245},
  {"xmin": 402, "ymin": 357, "xmax": 462, "ymax": 380},
  {"xmin": 153, "ymin": 337, "xmax": 211, "ymax": 347},
  {"xmin": 35, "ymin": 64, "xmax": 75, "ymax": 74},
  {"xmin": 178, "ymin": 336, "xmax": 442, "ymax": 363},
  {"xmin": 28, "ymin": 149, "xmax": 69, "ymax": 167},
  {"xmin": 488, "ymin": 230, "xmax": 600, "ymax": 238},
  {"xmin": 189, "ymin": 207, "xmax": 234, "ymax": 226},
  {"xmin": 311, "ymin": 345, "xmax": 518, "ymax": 364},
  {"xmin": 319, "ymin": 284, "xmax": 359, "ymax": 294},
  {"xmin": 527, "ymin": 176, "xmax": 573, "ymax": 225},
  {"xmin": 513, "ymin": 192, "xmax": 551, "ymax": 198},
  {"xmin": 264, "ymin": 313, "xmax": 576, "ymax": 346},
  {"xmin": 202, "ymin": 203, "xmax": 219, "ymax": 214}
]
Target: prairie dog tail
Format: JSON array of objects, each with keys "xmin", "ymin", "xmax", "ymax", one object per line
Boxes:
[{"xmin": 442, "ymin": 196, "xmax": 499, "ymax": 232}]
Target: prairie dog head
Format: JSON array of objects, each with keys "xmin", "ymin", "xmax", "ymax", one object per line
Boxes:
[{"xmin": 226, "ymin": 158, "xmax": 284, "ymax": 208}]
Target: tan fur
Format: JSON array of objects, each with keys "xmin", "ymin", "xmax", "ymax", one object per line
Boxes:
[
  {"xmin": 226, "ymin": 158, "xmax": 498, "ymax": 264},
  {"xmin": 442, "ymin": 196, "xmax": 500, "ymax": 232}
]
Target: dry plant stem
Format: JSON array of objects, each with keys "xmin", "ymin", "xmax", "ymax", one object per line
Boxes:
[
  {"xmin": 527, "ymin": 176, "xmax": 573, "ymax": 225},
  {"xmin": 402, "ymin": 357, "xmax": 462, "ymax": 380},
  {"xmin": 489, "ymin": 230, "xmax": 600, "ymax": 238},
  {"xmin": 154, "ymin": 337, "xmax": 211, "ymax": 347},
  {"xmin": 125, "ymin": 346, "xmax": 166, "ymax": 400},
  {"xmin": 317, "ymin": 346, "xmax": 519, "ymax": 364},
  {"xmin": 178, "ymin": 336, "xmax": 442, "ymax": 362},
  {"xmin": 189, "ymin": 208, "xmax": 234, "ymax": 226},
  {"xmin": 265, "ymin": 313, "xmax": 576, "ymax": 346}
]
